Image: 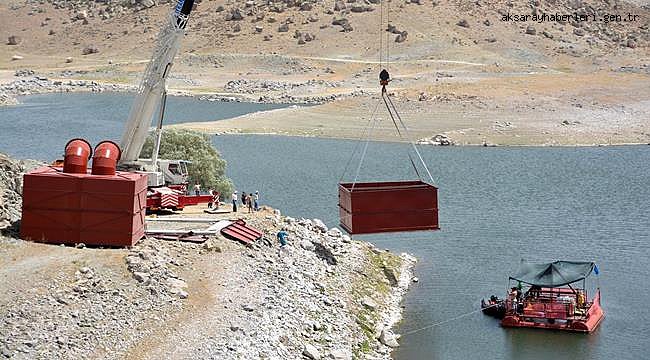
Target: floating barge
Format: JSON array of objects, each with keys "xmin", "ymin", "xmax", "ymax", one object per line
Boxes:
[{"xmin": 496, "ymin": 261, "xmax": 604, "ymax": 333}]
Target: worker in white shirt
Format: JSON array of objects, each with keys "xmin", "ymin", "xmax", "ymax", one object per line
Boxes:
[
  {"xmin": 231, "ymin": 190, "xmax": 238, "ymax": 212},
  {"xmin": 254, "ymin": 191, "xmax": 260, "ymax": 211}
]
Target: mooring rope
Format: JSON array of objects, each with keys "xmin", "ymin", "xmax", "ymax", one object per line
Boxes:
[{"xmin": 401, "ymin": 303, "xmax": 498, "ymax": 336}]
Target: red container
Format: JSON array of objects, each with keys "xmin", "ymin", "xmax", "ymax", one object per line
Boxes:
[
  {"xmin": 20, "ymin": 166, "xmax": 147, "ymax": 246},
  {"xmin": 338, "ymin": 180, "xmax": 439, "ymax": 234}
]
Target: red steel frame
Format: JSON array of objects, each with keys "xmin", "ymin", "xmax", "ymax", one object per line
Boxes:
[{"xmin": 338, "ymin": 180, "xmax": 439, "ymax": 234}]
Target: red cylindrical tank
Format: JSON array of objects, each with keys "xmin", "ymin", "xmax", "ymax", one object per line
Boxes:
[
  {"xmin": 92, "ymin": 141, "xmax": 122, "ymax": 176},
  {"xmin": 63, "ymin": 138, "xmax": 92, "ymax": 174}
]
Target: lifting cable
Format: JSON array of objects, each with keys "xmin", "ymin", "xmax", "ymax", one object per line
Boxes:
[
  {"xmin": 341, "ymin": 0, "xmax": 435, "ymax": 186},
  {"xmin": 338, "ymin": 97, "xmax": 383, "ymax": 184}
]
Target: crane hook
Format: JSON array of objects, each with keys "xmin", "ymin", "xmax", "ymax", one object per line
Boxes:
[{"xmin": 379, "ymin": 69, "xmax": 390, "ymax": 92}]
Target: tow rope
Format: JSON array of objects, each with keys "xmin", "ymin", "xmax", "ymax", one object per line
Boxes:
[{"xmin": 401, "ymin": 303, "xmax": 499, "ymax": 336}]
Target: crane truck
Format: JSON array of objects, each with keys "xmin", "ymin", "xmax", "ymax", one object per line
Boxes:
[{"xmin": 117, "ymin": 0, "xmax": 212, "ymax": 211}]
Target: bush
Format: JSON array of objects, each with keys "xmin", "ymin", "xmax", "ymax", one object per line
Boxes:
[{"xmin": 140, "ymin": 129, "xmax": 234, "ymax": 195}]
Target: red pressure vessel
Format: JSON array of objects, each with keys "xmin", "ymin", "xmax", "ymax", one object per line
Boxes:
[
  {"xmin": 62, "ymin": 138, "xmax": 92, "ymax": 174},
  {"xmin": 91, "ymin": 141, "xmax": 122, "ymax": 176}
]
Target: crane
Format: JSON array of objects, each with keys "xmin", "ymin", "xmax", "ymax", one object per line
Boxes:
[
  {"xmin": 118, "ymin": 0, "xmax": 195, "ymax": 188},
  {"xmin": 113, "ymin": 0, "xmax": 214, "ymax": 211}
]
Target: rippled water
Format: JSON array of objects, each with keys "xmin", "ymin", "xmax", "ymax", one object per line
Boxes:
[
  {"xmin": 2, "ymin": 94, "xmax": 649, "ymax": 360},
  {"xmin": 214, "ymin": 135, "xmax": 650, "ymax": 360},
  {"xmin": 0, "ymin": 92, "xmax": 286, "ymax": 160}
]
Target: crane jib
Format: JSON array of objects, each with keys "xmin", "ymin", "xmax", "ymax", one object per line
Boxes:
[{"xmin": 174, "ymin": 0, "xmax": 194, "ymax": 17}]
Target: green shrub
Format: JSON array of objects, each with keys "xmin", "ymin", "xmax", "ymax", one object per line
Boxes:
[{"xmin": 141, "ymin": 128, "xmax": 234, "ymax": 195}]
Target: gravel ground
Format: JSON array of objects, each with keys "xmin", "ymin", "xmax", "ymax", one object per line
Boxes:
[{"xmin": 0, "ymin": 154, "xmax": 415, "ymax": 359}]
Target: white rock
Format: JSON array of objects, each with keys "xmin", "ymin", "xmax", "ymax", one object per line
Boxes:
[
  {"xmin": 327, "ymin": 227, "xmax": 342, "ymax": 237},
  {"xmin": 379, "ymin": 329, "xmax": 400, "ymax": 348},
  {"xmin": 133, "ymin": 272, "xmax": 150, "ymax": 284},
  {"xmin": 313, "ymin": 219, "xmax": 328, "ymax": 232},
  {"xmin": 341, "ymin": 235, "xmax": 351, "ymax": 243},
  {"xmin": 361, "ymin": 297, "xmax": 378, "ymax": 310},
  {"xmin": 329, "ymin": 349, "xmax": 352, "ymax": 360},
  {"xmin": 303, "ymin": 343, "xmax": 321, "ymax": 359},
  {"xmin": 300, "ymin": 240, "xmax": 315, "ymax": 251},
  {"xmin": 11, "ymin": 55, "xmax": 24, "ymax": 61},
  {"xmin": 166, "ymin": 278, "xmax": 187, "ymax": 294}
]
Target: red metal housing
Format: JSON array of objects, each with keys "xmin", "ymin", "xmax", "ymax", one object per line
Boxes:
[
  {"xmin": 63, "ymin": 138, "xmax": 92, "ymax": 174},
  {"xmin": 20, "ymin": 166, "xmax": 147, "ymax": 246},
  {"xmin": 92, "ymin": 140, "xmax": 121, "ymax": 176},
  {"xmin": 338, "ymin": 180, "xmax": 439, "ymax": 234}
]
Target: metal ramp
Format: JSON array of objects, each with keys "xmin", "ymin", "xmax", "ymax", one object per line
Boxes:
[{"xmin": 220, "ymin": 219, "xmax": 262, "ymax": 245}]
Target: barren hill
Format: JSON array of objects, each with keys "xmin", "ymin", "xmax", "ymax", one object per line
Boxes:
[
  {"xmin": 3, "ymin": 0, "xmax": 649, "ymax": 62},
  {"xmin": 1, "ymin": 0, "xmax": 650, "ymax": 145}
]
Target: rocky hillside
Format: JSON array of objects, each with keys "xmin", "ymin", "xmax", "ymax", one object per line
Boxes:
[
  {"xmin": 0, "ymin": 154, "xmax": 41, "ymax": 230},
  {"xmin": 2, "ymin": 0, "xmax": 648, "ymax": 67},
  {"xmin": 0, "ymin": 151, "xmax": 416, "ymax": 359},
  {"xmin": 0, "ymin": 209, "xmax": 416, "ymax": 359}
]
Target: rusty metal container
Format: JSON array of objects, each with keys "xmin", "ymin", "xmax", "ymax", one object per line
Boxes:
[
  {"xmin": 338, "ymin": 180, "xmax": 439, "ymax": 234},
  {"xmin": 20, "ymin": 166, "xmax": 147, "ymax": 246}
]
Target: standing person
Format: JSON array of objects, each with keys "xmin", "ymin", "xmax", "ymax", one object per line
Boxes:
[
  {"xmin": 254, "ymin": 191, "xmax": 260, "ymax": 211},
  {"xmin": 277, "ymin": 228, "xmax": 289, "ymax": 257},
  {"xmin": 207, "ymin": 188, "xmax": 214, "ymax": 208},
  {"xmin": 241, "ymin": 191, "xmax": 247, "ymax": 206},
  {"xmin": 247, "ymin": 193, "xmax": 253, "ymax": 213},
  {"xmin": 211, "ymin": 190, "xmax": 220, "ymax": 210},
  {"xmin": 193, "ymin": 182, "xmax": 201, "ymax": 196},
  {"xmin": 231, "ymin": 190, "xmax": 238, "ymax": 212}
]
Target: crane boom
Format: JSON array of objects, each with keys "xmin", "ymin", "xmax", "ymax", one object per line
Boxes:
[{"xmin": 119, "ymin": 0, "xmax": 194, "ymax": 165}]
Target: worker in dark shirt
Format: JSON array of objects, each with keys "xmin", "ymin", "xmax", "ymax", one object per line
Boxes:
[{"xmin": 277, "ymin": 229, "xmax": 289, "ymax": 256}]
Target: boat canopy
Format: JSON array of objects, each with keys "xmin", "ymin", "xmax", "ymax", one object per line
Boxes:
[{"xmin": 509, "ymin": 261, "xmax": 596, "ymax": 287}]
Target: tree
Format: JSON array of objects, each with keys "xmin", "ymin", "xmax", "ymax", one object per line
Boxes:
[{"xmin": 140, "ymin": 129, "xmax": 234, "ymax": 196}]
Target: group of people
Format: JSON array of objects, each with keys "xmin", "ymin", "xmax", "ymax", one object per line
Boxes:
[
  {"xmin": 191, "ymin": 182, "xmax": 262, "ymax": 213},
  {"xmin": 231, "ymin": 190, "xmax": 259, "ymax": 213}
]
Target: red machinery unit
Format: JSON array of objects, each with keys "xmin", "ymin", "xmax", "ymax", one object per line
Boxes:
[
  {"xmin": 21, "ymin": 166, "xmax": 147, "ymax": 246},
  {"xmin": 145, "ymin": 186, "xmax": 213, "ymax": 212},
  {"xmin": 339, "ymin": 180, "xmax": 439, "ymax": 234}
]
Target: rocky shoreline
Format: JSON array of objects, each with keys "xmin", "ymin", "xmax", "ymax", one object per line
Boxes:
[
  {"xmin": 0, "ymin": 77, "xmax": 134, "ymax": 106},
  {"xmin": 0, "ymin": 75, "xmax": 357, "ymax": 107},
  {"xmin": 0, "ymin": 154, "xmax": 416, "ymax": 359}
]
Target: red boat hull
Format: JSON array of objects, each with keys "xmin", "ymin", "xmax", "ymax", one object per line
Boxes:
[{"xmin": 501, "ymin": 292, "xmax": 604, "ymax": 333}]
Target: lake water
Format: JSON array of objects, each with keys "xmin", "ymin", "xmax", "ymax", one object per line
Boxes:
[
  {"xmin": 0, "ymin": 92, "xmax": 287, "ymax": 160},
  {"xmin": 2, "ymin": 93, "xmax": 649, "ymax": 360},
  {"xmin": 214, "ymin": 136, "xmax": 650, "ymax": 360}
]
